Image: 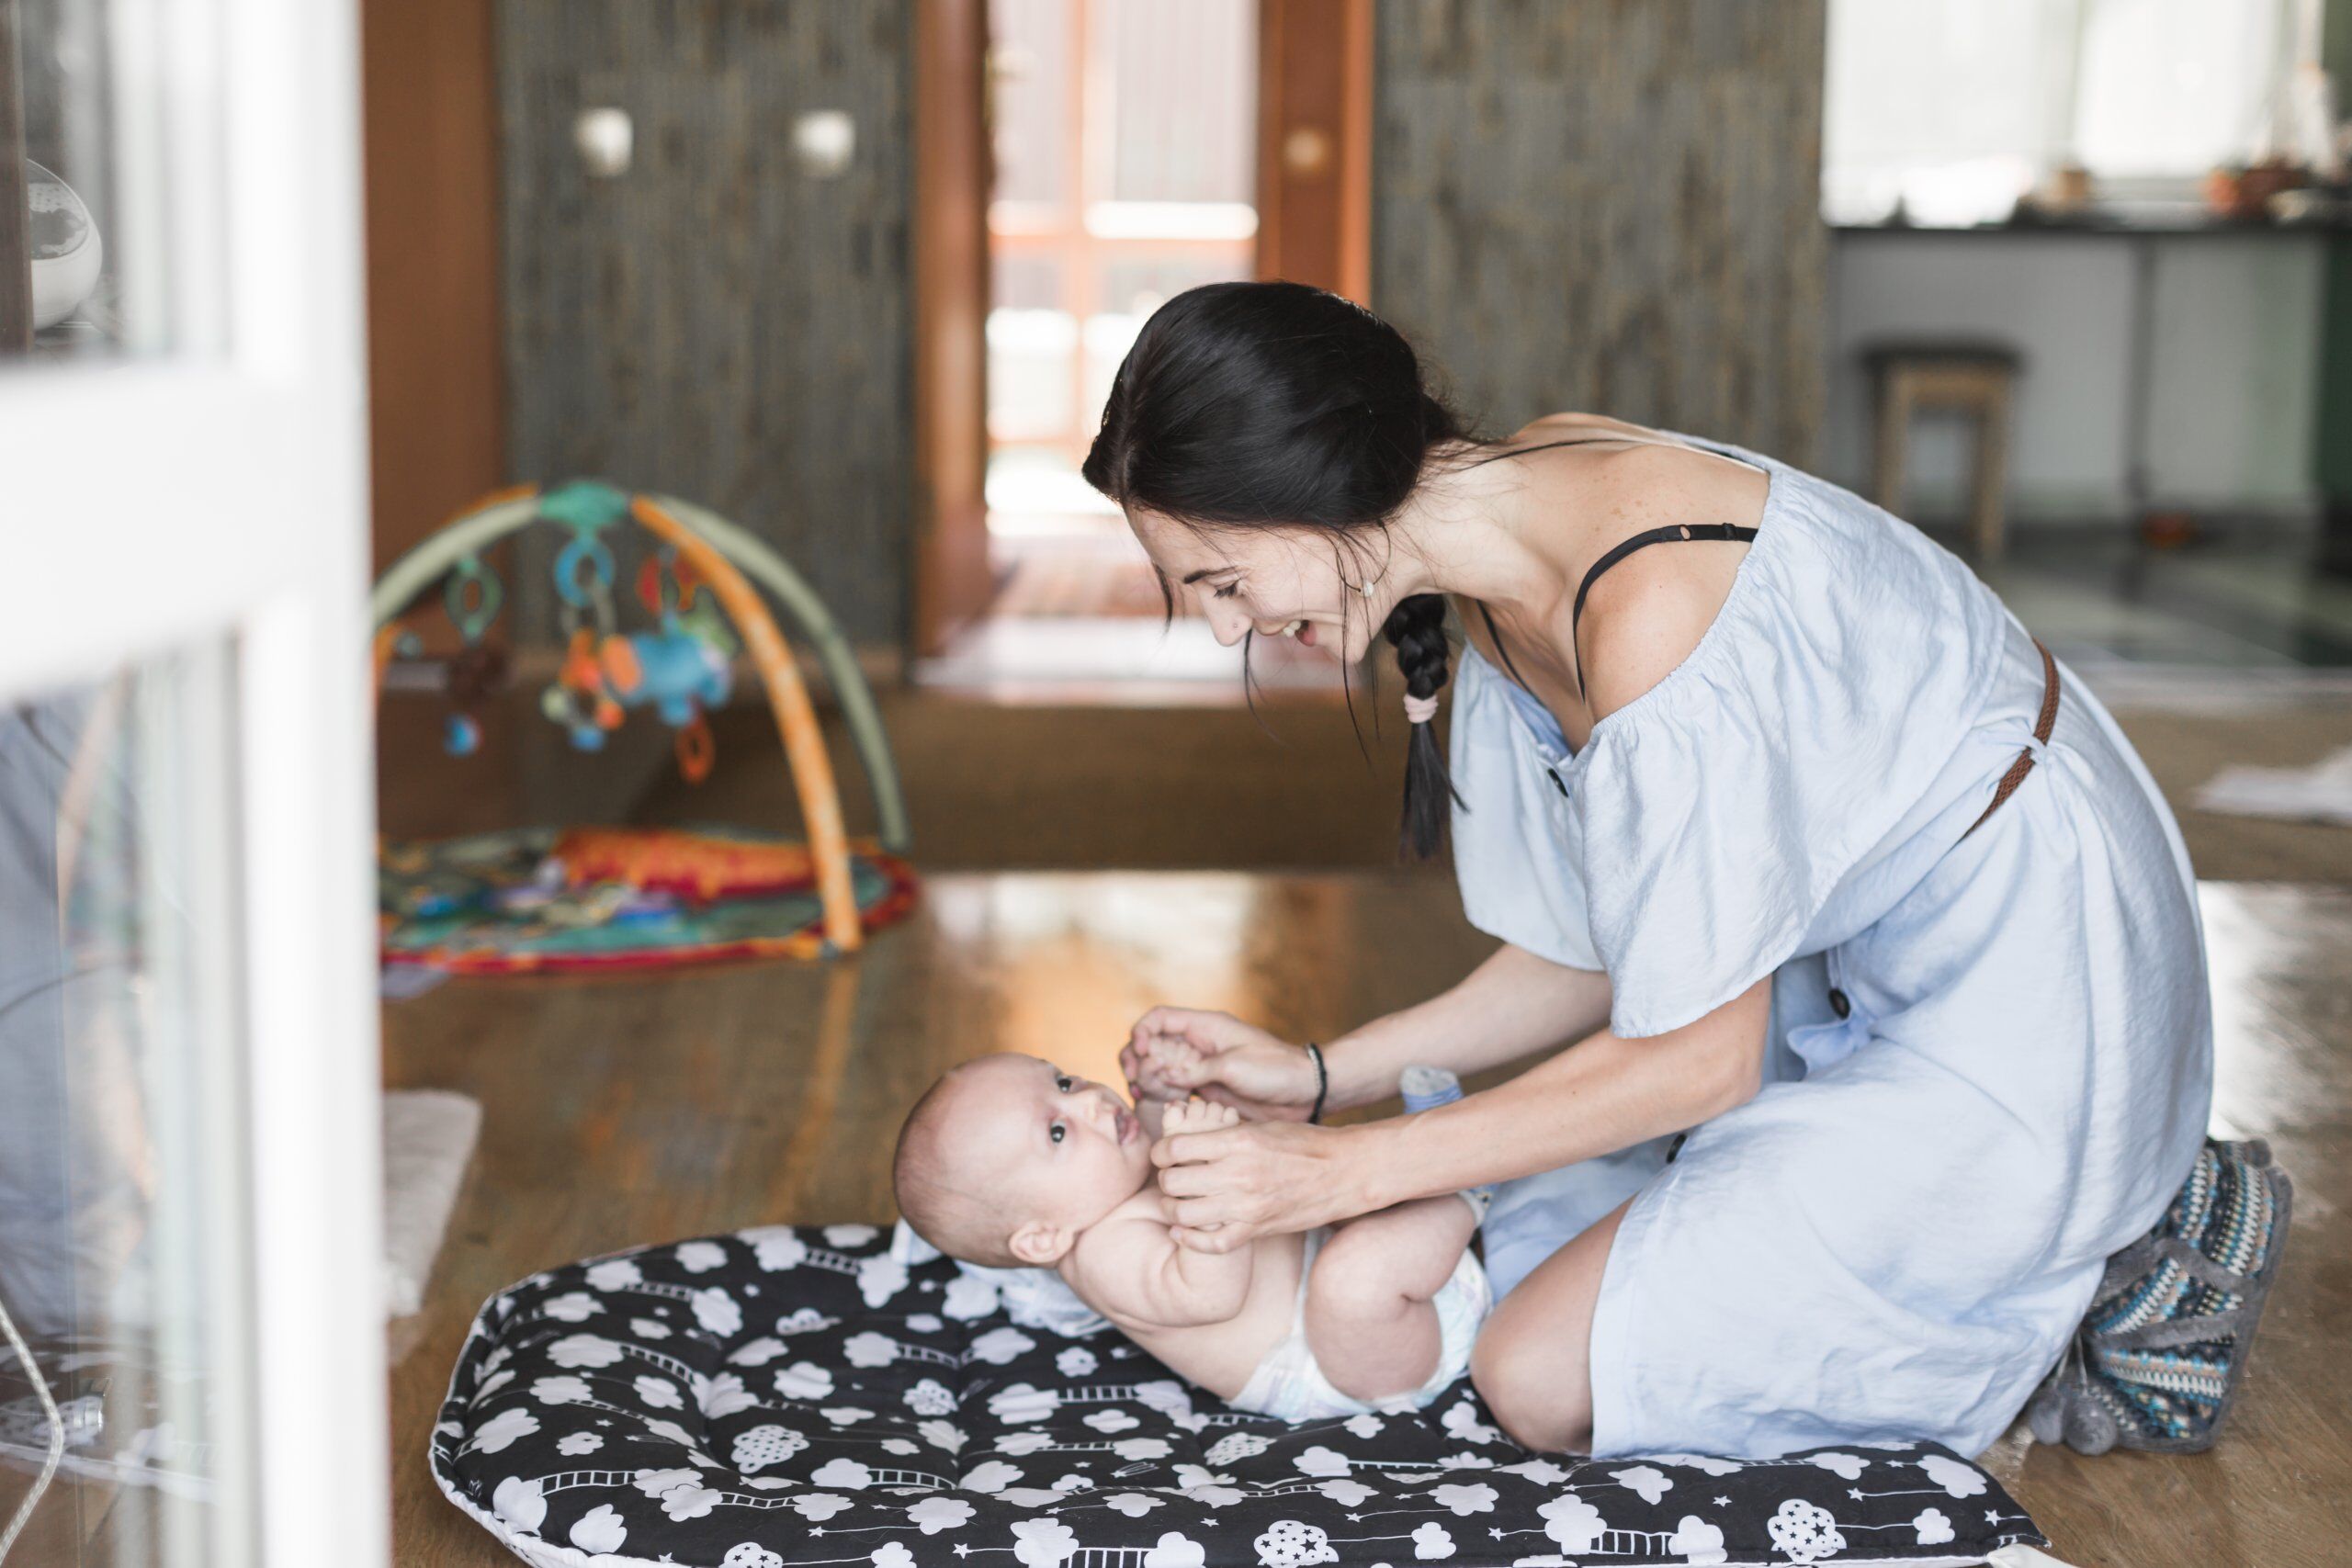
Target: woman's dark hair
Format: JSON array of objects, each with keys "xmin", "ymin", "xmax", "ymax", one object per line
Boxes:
[{"xmin": 1081, "ymin": 279, "xmax": 1479, "ymax": 860}]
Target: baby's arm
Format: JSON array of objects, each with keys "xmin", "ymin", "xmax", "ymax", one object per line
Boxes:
[
  {"xmin": 1135, "ymin": 1096, "xmax": 1170, "ymax": 1140},
  {"xmin": 1065, "ymin": 1100, "xmax": 1254, "ymax": 1329}
]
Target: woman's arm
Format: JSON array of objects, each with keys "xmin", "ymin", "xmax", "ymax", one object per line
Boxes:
[
  {"xmin": 1320, "ymin": 942, "xmax": 1612, "ymax": 1111},
  {"xmin": 1151, "ymin": 977, "xmax": 1770, "ymax": 1252},
  {"xmin": 1123, "ymin": 942, "xmax": 1611, "ymax": 1118},
  {"xmin": 1362, "ymin": 976, "xmax": 1769, "ymax": 1203}
]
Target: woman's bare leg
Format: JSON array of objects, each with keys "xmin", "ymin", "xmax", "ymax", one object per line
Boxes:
[
  {"xmin": 1302, "ymin": 1196, "xmax": 1478, "ymax": 1404},
  {"xmin": 1470, "ymin": 1197, "xmax": 1631, "ymax": 1452}
]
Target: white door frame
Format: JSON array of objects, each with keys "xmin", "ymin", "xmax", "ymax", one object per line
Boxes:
[{"xmin": 0, "ymin": 0, "xmax": 386, "ymax": 1558}]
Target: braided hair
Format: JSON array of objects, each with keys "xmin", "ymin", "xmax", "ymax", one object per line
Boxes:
[{"xmin": 1082, "ymin": 280, "xmax": 1480, "ymax": 859}]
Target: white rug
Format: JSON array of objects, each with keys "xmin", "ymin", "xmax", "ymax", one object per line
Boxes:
[
  {"xmin": 2195, "ymin": 743, "xmax": 2352, "ymax": 828},
  {"xmin": 2069, "ymin": 656, "xmax": 2352, "ymax": 716},
  {"xmin": 383, "ymin": 1089, "xmax": 481, "ymax": 1317}
]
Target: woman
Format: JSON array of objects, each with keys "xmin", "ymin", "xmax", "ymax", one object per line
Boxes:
[{"xmin": 1092, "ymin": 281, "xmax": 2214, "ymax": 1459}]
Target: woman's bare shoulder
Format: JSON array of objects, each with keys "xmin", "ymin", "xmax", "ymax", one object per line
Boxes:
[
  {"xmin": 1577, "ymin": 567, "xmax": 1725, "ymax": 724},
  {"xmin": 1494, "ymin": 412, "xmax": 1763, "ymax": 725},
  {"xmin": 1511, "ymin": 411, "xmax": 1654, "ymax": 444},
  {"xmin": 1570, "ymin": 452, "xmax": 1764, "ymax": 723}
]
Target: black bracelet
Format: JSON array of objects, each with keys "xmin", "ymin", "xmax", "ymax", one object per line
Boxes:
[{"xmin": 1306, "ymin": 1042, "xmax": 1329, "ymax": 1125}]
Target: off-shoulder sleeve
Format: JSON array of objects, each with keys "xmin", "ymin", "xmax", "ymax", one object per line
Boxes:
[
  {"xmin": 1445, "ymin": 651, "xmax": 1603, "ymax": 973},
  {"xmin": 1564, "ymin": 656, "xmax": 1875, "ymax": 1039}
]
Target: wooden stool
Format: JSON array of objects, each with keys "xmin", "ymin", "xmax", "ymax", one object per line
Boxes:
[{"xmin": 1864, "ymin": 341, "xmax": 2022, "ymax": 561}]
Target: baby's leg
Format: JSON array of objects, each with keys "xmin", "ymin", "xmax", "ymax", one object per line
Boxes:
[{"xmin": 1302, "ymin": 1196, "xmax": 1478, "ymax": 1404}]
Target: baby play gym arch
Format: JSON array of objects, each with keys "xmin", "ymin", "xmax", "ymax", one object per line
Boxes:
[{"xmin": 370, "ymin": 480, "xmax": 911, "ymax": 964}]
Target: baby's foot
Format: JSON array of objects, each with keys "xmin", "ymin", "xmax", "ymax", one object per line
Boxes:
[{"xmin": 1160, "ymin": 1096, "xmax": 1240, "ymax": 1139}]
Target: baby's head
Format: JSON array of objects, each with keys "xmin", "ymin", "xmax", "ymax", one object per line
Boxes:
[{"xmin": 893, "ymin": 1054, "xmax": 1154, "ymax": 1269}]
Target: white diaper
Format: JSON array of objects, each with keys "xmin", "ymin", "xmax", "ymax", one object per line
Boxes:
[{"xmin": 1228, "ymin": 1226, "xmax": 1492, "ymax": 1421}]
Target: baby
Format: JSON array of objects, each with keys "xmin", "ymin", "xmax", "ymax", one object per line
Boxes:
[{"xmin": 891, "ymin": 1053, "xmax": 1488, "ymax": 1420}]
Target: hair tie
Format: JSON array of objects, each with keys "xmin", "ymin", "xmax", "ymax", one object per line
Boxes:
[{"xmin": 1403, "ymin": 692, "xmax": 1441, "ymax": 726}]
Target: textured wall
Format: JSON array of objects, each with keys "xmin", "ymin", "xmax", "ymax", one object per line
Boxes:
[
  {"xmin": 497, "ymin": 0, "xmax": 916, "ymax": 644},
  {"xmin": 1372, "ymin": 0, "xmax": 1827, "ymax": 467}
]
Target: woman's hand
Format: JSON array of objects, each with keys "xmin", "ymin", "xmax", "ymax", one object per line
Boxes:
[
  {"xmin": 1121, "ymin": 1007, "xmax": 1319, "ymax": 1122},
  {"xmin": 1150, "ymin": 1119, "xmax": 1378, "ymax": 1253}
]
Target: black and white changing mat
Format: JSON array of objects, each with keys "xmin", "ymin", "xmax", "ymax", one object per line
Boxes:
[{"xmin": 431, "ymin": 1224, "xmax": 2056, "ymax": 1568}]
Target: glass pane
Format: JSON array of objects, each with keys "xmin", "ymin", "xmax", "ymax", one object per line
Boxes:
[
  {"xmin": 1085, "ymin": 252, "xmax": 1253, "ymax": 427},
  {"xmin": 992, "ymin": 250, "xmax": 1062, "ymax": 313},
  {"xmin": 1821, "ymin": 0, "xmax": 2067, "ymax": 225},
  {"xmin": 1820, "ymin": 0, "xmax": 2290, "ymax": 222},
  {"xmin": 989, "ymin": 296, "xmax": 1078, "ymax": 442},
  {"xmin": 5, "ymin": 0, "xmax": 219, "ymax": 361},
  {"xmin": 1097, "ymin": 252, "xmax": 1250, "ymax": 321},
  {"xmin": 0, "ymin": 644, "xmax": 255, "ymax": 1566},
  {"xmin": 1094, "ymin": 0, "xmax": 1255, "ymax": 206},
  {"xmin": 988, "ymin": 0, "xmax": 1072, "ymax": 209},
  {"xmin": 989, "ymin": 250, "xmax": 1076, "ymax": 446},
  {"xmin": 2073, "ymin": 0, "xmax": 2282, "ymax": 176}
]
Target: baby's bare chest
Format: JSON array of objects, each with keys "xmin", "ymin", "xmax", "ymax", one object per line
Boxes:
[{"xmin": 1077, "ymin": 1226, "xmax": 1310, "ymax": 1401}]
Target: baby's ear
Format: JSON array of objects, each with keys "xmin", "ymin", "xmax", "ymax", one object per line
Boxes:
[{"xmin": 1008, "ymin": 1219, "xmax": 1072, "ymax": 1267}]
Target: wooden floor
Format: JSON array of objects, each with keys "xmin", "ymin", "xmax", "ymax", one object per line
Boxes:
[{"xmin": 384, "ymin": 874, "xmax": 2352, "ymax": 1567}]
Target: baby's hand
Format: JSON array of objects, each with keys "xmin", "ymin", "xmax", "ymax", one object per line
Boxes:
[
  {"xmin": 1159, "ymin": 1097, "xmax": 1241, "ymax": 1140},
  {"xmin": 1140, "ymin": 1034, "xmax": 1207, "ymax": 1089}
]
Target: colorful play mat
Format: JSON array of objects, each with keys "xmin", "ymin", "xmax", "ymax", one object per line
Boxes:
[
  {"xmin": 371, "ymin": 481, "xmax": 917, "ymax": 973},
  {"xmin": 379, "ymin": 825, "xmax": 917, "ymax": 975}
]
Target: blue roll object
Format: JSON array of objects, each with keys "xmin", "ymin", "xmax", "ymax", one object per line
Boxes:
[{"xmin": 1400, "ymin": 1064, "xmax": 1464, "ymax": 1114}]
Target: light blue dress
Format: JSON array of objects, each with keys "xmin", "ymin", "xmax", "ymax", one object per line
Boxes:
[{"xmin": 1450, "ymin": 432, "xmax": 2214, "ymax": 1460}]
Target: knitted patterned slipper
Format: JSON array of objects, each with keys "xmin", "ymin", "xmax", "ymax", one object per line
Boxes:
[{"xmin": 2027, "ymin": 1137, "xmax": 2292, "ymax": 1455}]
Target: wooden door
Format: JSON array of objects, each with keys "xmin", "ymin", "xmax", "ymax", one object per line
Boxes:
[
  {"xmin": 914, "ymin": 0, "xmax": 995, "ymax": 656},
  {"xmin": 1254, "ymin": 0, "xmax": 1373, "ymax": 301},
  {"xmin": 360, "ymin": 0, "xmax": 505, "ymax": 574},
  {"xmin": 0, "ymin": 0, "xmax": 28, "ymax": 347}
]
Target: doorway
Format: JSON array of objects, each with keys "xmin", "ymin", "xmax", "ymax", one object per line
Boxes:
[{"xmin": 919, "ymin": 0, "xmax": 1373, "ymax": 696}]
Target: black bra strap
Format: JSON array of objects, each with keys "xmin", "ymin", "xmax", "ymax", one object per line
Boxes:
[
  {"xmin": 1476, "ymin": 602, "xmax": 1536, "ymax": 696},
  {"xmin": 1457, "ymin": 434, "xmax": 1764, "ymax": 706},
  {"xmin": 1569, "ymin": 523, "xmax": 1756, "ymax": 696}
]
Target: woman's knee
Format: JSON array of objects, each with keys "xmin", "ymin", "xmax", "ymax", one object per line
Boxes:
[{"xmin": 1470, "ymin": 1314, "xmax": 1593, "ymax": 1453}]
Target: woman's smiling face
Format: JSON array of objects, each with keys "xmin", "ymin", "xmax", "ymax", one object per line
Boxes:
[{"xmin": 1126, "ymin": 509, "xmax": 1388, "ymax": 663}]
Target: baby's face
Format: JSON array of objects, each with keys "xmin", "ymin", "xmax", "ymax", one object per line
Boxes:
[{"xmin": 947, "ymin": 1054, "xmax": 1154, "ymax": 1243}]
